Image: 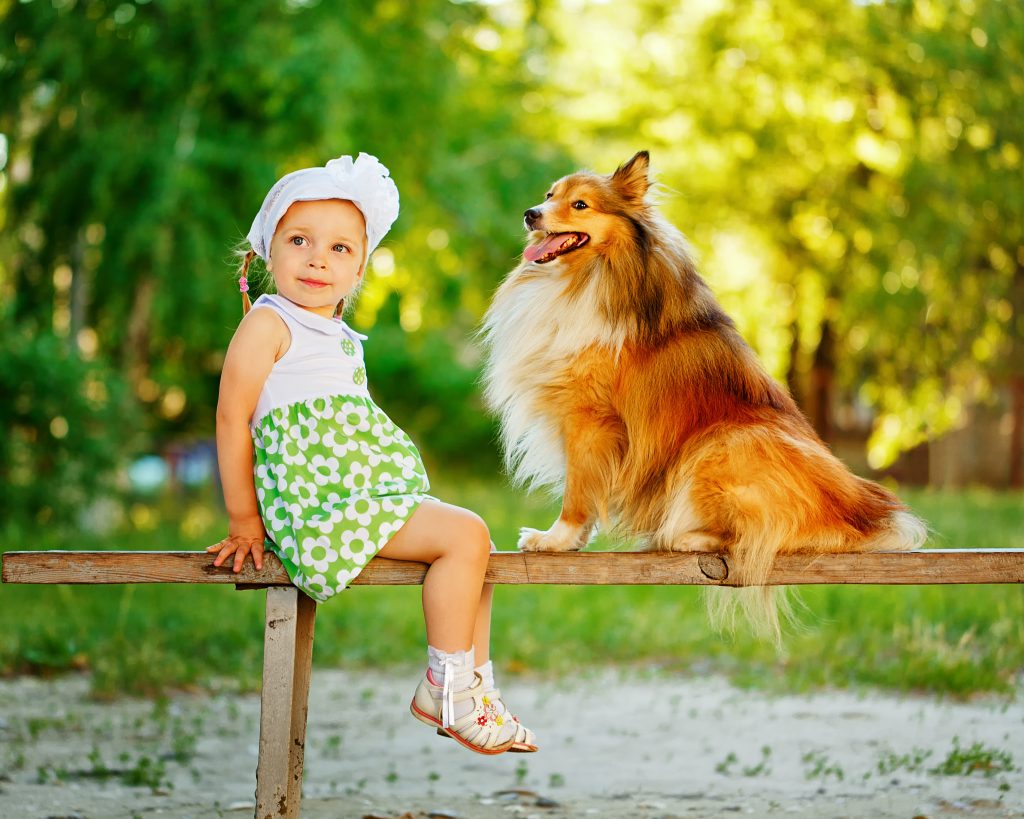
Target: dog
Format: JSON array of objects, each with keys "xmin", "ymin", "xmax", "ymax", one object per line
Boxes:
[{"xmin": 480, "ymin": 151, "xmax": 927, "ymax": 637}]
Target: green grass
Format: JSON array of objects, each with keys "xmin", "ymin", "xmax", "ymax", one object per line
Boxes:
[{"xmin": 1, "ymin": 478, "xmax": 1021, "ymax": 700}]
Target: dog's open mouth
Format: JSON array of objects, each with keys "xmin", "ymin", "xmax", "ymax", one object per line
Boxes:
[{"xmin": 524, "ymin": 232, "xmax": 590, "ymax": 264}]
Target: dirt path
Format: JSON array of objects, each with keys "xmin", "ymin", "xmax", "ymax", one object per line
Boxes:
[{"xmin": 1, "ymin": 669, "xmax": 1020, "ymax": 818}]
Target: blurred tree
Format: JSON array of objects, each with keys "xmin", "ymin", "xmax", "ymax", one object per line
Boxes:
[
  {"xmin": 3, "ymin": 0, "xmax": 1022, "ymax": 514},
  {"xmin": 0, "ymin": 325, "xmax": 136, "ymax": 526},
  {"xmin": 0, "ymin": 0, "xmax": 569, "ymax": 518},
  {"xmin": 532, "ymin": 0, "xmax": 1023, "ymax": 473}
]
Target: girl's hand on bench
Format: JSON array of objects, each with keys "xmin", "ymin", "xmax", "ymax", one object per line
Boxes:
[{"xmin": 207, "ymin": 527, "xmax": 266, "ymax": 573}]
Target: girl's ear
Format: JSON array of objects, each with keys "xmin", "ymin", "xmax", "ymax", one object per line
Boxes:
[
  {"xmin": 611, "ymin": 151, "xmax": 651, "ymax": 201},
  {"xmin": 356, "ymin": 241, "xmax": 369, "ymax": 282}
]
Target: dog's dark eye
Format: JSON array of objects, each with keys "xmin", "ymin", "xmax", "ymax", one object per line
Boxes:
[
  {"xmin": 544, "ymin": 192, "xmax": 553, "ymax": 200},
  {"xmin": 571, "ymin": 200, "xmax": 588, "ymax": 210}
]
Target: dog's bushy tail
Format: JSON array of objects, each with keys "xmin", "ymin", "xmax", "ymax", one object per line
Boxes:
[
  {"xmin": 703, "ymin": 586, "xmax": 800, "ymax": 649},
  {"xmin": 703, "ymin": 501, "xmax": 928, "ymax": 647},
  {"xmin": 701, "ymin": 522, "xmax": 802, "ymax": 648}
]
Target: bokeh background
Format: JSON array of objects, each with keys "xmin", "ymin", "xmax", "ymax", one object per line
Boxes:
[{"xmin": 1, "ymin": 0, "xmax": 1022, "ymax": 703}]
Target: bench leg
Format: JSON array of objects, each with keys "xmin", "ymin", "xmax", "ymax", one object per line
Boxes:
[
  {"xmin": 288, "ymin": 590, "xmax": 317, "ymax": 809},
  {"xmin": 255, "ymin": 586, "xmax": 317, "ymax": 819}
]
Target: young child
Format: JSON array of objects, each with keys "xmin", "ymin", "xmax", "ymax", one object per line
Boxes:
[{"xmin": 207, "ymin": 152, "xmax": 536, "ymax": 755}]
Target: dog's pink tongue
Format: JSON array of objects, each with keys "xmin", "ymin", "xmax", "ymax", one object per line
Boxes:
[{"xmin": 524, "ymin": 233, "xmax": 569, "ymax": 262}]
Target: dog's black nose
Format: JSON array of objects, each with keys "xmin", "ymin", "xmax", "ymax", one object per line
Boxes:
[{"xmin": 524, "ymin": 208, "xmax": 541, "ymax": 228}]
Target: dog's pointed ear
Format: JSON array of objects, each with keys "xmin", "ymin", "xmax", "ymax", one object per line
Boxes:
[{"xmin": 611, "ymin": 151, "xmax": 650, "ymax": 200}]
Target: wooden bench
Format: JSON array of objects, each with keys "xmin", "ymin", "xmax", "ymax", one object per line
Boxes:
[{"xmin": 3, "ymin": 548, "xmax": 1023, "ymax": 819}]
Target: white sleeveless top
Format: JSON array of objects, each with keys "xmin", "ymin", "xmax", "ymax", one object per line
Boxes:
[{"xmin": 250, "ymin": 294, "xmax": 370, "ymax": 427}]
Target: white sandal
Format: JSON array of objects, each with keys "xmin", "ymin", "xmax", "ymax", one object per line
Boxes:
[
  {"xmin": 410, "ymin": 672, "xmax": 515, "ymax": 755},
  {"xmin": 489, "ymin": 688, "xmax": 538, "ymax": 752},
  {"xmin": 433, "ymin": 686, "xmax": 538, "ymax": 752}
]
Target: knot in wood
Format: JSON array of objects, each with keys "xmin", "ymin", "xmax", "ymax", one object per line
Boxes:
[{"xmin": 697, "ymin": 554, "xmax": 729, "ymax": 581}]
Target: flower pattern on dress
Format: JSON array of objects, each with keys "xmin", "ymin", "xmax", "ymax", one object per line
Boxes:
[
  {"xmin": 253, "ymin": 391, "xmax": 430, "ymax": 604},
  {"xmin": 307, "ymin": 396, "xmax": 334, "ymax": 419},
  {"xmin": 336, "ymin": 401, "xmax": 371, "ymax": 433},
  {"xmin": 344, "ymin": 496, "xmax": 381, "ymax": 527},
  {"xmin": 288, "ymin": 475, "xmax": 319, "ymax": 508},
  {"xmin": 300, "ymin": 535, "xmax": 339, "ymax": 573},
  {"xmin": 282, "ymin": 436, "xmax": 309, "ymax": 467},
  {"xmin": 339, "ymin": 527, "xmax": 373, "ymax": 566},
  {"xmin": 260, "ymin": 426, "xmax": 281, "ymax": 455},
  {"xmin": 265, "ymin": 496, "xmax": 293, "ymax": 533},
  {"xmin": 342, "ymin": 461, "xmax": 372, "ymax": 492},
  {"xmin": 309, "ymin": 454, "xmax": 341, "ymax": 486},
  {"xmin": 292, "ymin": 414, "xmax": 321, "ymax": 451}
]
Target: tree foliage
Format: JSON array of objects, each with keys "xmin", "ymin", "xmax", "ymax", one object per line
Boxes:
[
  {"xmin": 2, "ymin": 0, "xmax": 1022, "ymax": 524},
  {"xmin": 1, "ymin": 0, "xmax": 569, "ymax": 523},
  {"xmin": 532, "ymin": 0, "xmax": 1023, "ymax": 468}
]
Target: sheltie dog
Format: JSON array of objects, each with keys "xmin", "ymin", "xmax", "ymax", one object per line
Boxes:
[{"xmin": 481, "ymin": 151, "xmax": 926, "ymax": 637}]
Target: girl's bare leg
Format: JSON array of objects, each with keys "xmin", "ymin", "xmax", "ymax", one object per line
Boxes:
[
  {"xmin": 474, "ymin": 583, "xmax": 494, "ymax": 666},
  {"xmin": 377, "ymin": 499, "xmax": 491, "ymax": 653}
]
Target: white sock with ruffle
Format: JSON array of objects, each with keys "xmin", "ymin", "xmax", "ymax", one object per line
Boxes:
[
  {"xmin": 475, "ymin": 659, "xmax": 496, "ymax": 692},
  {"xmin": 426, "ymin": 645, "xmax": 476, "ymax": 728}
]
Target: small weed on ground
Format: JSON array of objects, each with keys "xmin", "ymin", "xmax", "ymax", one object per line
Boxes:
[
  {"xmin": 929, "ymin": 737, "xmax": 1015, "ymax": 778},
  {"xmin": 35, "ymin": 745, "xmax": 170, "ymax": 793},
  {"xmin": 875, "ymin": 746, "xmax": 934, "ymax": 777},
  {"xmin": 802, "ymin": 750, "xmax": 845, "ymax": 783},
  {"xmin": 715, "ymin": 746, "xmax": 773, "ymax": 777},
  {"xmin": 743, "ymin": 745, "xmax": 773, "ymax": 776}
]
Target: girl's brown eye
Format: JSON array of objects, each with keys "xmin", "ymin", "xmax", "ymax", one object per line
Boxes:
[{"xmin": 571, "ymin": 201, "xmax": 588, "ymax": 210}]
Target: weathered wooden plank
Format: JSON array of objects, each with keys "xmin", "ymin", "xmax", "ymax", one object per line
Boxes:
[
  {"xmin": 2, "ymin": 549, "xmax": 1024, "ymax": 586},
  {"xmin": 0, "ymin": 551, "xmax": 293, "ymax": 585},
  {"xmin": 256, "ymin": 587, "xmax": 300, "ymax": 819},
  {"xmin": 286, "ymin": 592, "xmax": 316, "ymax": 813}
]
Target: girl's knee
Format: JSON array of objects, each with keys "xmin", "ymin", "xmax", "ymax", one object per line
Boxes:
[{"xmin": 445, "ymin": 507, "xmax": 491, "ymax": 562}]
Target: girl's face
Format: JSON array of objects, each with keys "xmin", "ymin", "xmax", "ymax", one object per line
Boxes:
[{"xmin": 267, "ymin": 199, "xmax": 367, "ymax": 318}]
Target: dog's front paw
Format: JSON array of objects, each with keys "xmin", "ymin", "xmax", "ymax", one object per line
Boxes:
[
  {"xmin": 517, "ymin": 522, "xmax": 589, "ymax": 552},
  {"xmin": 517, "ymin": 528, "xmax": 556, "ymax": 552}
]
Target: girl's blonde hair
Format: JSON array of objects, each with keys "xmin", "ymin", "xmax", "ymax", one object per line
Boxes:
[{"xmin": 238, "ymin": 249, "xmax": 257, "ymax": 316}]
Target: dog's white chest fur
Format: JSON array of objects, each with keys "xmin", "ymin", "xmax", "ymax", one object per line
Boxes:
[{"xmin": 481, "ymin": 269, "xmax": 623, "ymax": 492}]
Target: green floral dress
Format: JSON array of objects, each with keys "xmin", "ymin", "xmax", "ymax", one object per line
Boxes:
[{"xmin": 249, "ymin": 294, "xmax": 430, "ymax": 602}]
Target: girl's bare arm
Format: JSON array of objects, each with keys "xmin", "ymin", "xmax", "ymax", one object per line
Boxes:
[{"xmin": 208, "ymin": 308, "xmax": 288, "ymax": 573}]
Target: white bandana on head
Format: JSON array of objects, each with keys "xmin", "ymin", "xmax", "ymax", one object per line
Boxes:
[{"xmin": 247, "ymin": 152, "xmax": 400, "ymax": 262}]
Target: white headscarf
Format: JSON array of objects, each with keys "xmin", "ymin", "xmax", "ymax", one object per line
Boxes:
[{"xmin": 247, "ymin": 152, "xmax": 400, "ymax": 262}]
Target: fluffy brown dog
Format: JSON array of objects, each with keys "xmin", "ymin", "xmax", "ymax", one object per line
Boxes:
[{"xmin": 481, "ymin": 151, "xmax": 926, "ymax": 636}]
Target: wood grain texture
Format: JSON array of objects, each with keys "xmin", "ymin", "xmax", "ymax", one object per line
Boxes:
[
  {"xmin": 255, "ymin": 587, "xmax": 299, "ymax": 819},
  {"xmin": 3, "ymin": 549, "xmax": 1023, "ymax": 586},
  {"xmin": 286, "ymin": 593, "xmax": 316, "ymax": 813}
]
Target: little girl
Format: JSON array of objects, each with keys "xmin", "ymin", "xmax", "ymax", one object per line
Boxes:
[{"xmin": 207, "ymin": 152, "xmax": 536, "ymax": 756}]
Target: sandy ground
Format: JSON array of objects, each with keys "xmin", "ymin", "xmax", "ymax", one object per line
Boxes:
[{"xmin": 0, "ymin": 668, "xmax": 1021, "ymax": 819}]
